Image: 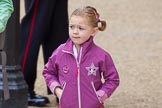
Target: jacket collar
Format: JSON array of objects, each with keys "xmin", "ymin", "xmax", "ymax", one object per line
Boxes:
[{"xmin": 62, "ymin": 36, "xmax": 94, "ymax": 54}]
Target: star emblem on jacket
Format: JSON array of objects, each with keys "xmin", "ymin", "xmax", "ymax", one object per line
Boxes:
[{"xmin": 86, "ymin": 63, "xmax": 99, "ymax": 76}]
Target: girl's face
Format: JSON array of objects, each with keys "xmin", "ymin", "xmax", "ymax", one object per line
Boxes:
[{"xmin": 69, "ymin": 15, "xmax": 98, "ymax": 49}]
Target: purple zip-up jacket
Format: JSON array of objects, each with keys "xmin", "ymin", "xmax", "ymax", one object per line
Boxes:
[{"xmin": 43, "ymin": 37, "xmax": 120, "ymax": 108}]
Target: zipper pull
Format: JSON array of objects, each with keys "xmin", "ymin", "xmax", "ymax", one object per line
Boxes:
[
  {"xmin": 76, "ymin": 70, "xmax": 78, "ymax": 77},
  {"xmin": 76, "ymin": 64, "xmax": 79, "ymax": 77}
]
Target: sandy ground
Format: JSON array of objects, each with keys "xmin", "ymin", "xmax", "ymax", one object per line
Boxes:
[{"xmin": 20, "ymin": 0, "xmax": 162, "ymax": 108}]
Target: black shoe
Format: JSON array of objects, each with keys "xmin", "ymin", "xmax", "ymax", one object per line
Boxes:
[
  {"xmin": 28, "ymin": 93, "xmax": 50, "ymax": 106},
  {"xmin": 34, "ymin": 94, "xmax": 50, "ymax": 104}
]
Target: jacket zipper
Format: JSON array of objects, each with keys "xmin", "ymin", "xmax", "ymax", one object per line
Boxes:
[
  {"xmin": 62, "ymin": 47, "xmax": 82, "ymax": 108},
  {"xmin": 77, "ymin": 63, "xmax": 81, "ymax": 108}
]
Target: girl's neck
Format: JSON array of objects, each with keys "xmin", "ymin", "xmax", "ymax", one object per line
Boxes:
[{"xmin": 74, "ymin": 44, "xmax": 80, "ymax": 52}]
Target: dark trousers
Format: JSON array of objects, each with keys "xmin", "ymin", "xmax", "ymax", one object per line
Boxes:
[{"xmin": 20, "ymin": 0, "xmax": 68, "ymax": 94}]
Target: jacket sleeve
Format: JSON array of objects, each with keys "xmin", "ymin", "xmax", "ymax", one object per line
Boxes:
[
  {"xmin": 99, "ymin": 53, "xmax": 120, "ymax": 99},
  {"xmin": 42, "ymin": 53, "xmax": 61, "ymax": 94},
  {"xmin": 0, "ymin": 0, "xmax": 14, "ymax": 33}
]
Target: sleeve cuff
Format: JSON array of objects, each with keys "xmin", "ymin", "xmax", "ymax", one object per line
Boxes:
[
  {"xmin": 96, "ymin": 90, "xmax": 108, "ymax": 102},
  {"xmin": 49, "ymin": 82, "xmax": 61, "ymax": 94}
]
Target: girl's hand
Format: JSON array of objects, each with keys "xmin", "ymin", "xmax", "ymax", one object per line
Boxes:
[
  {"xmin": 96, "ymin": 90, "xmax": 108, "ymax": 103},
  {"xmin": 55, "ymin": 87, "xmax": 63, "ymax": 100}
]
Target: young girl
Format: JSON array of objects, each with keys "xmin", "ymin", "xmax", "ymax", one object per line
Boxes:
[{"xmin": 43, "ymin": 6, "xmax": 120, "ymax": 108}]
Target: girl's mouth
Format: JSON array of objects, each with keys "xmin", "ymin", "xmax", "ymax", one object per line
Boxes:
[{"xmin": 72, "ymin": 36, "xmax": 80, "ymax": 39}]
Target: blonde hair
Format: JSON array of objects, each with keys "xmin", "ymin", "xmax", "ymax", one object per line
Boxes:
[{"xmin": 70, "ymin": 6, "xmax": 106, "ymax": 31}]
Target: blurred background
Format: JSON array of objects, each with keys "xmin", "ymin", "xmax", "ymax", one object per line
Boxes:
[{"xmin": 20, "ymin": 0, "xmax": 162, "ymax": 108}]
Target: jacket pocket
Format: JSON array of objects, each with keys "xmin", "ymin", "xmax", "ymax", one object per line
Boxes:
[
  {"xmin": 59, "ymin": 82, "xmax": 66, "ymax": 103},
  {"xmin": 59, "ymin": 82, "xmax": 77, "ymax": 108},
  {"xmin": 91, "ymin": 81, "xmax": 102, "ymax": 103}
]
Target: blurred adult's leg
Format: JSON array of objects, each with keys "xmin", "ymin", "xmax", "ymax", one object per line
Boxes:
[
  {"xmin": 20, "ymin": 0, "xmax": 55, "ymax": 106},
  {"xmin": 42, "ymin": 0, "xmax": 69, "ymax": 94}
]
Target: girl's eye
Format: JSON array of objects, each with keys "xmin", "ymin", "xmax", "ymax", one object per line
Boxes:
[
  {"xmin": 79, "ymin": 27, "xmax": 84, "ymax": 30},
  {"xmin": 69, "ymin": 25, "xmax": 74, "ymax": 29}
]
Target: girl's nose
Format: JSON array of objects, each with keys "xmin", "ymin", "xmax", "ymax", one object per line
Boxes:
[{"xmin": 73, "ymin": 28, "xmax": 78, "ymax": 34}]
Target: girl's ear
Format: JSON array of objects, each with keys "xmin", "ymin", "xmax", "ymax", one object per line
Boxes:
[{"xmin": 91, "ymin": 27, "xmax": 99, "ymax": 37}]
